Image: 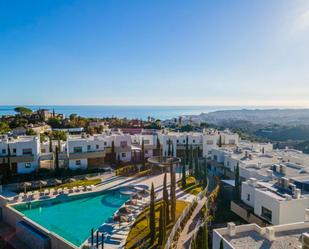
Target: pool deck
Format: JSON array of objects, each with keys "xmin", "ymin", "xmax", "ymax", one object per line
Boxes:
[{"xmin": 1, "ymin": 172, "xmax": 195, "ymax": 249}]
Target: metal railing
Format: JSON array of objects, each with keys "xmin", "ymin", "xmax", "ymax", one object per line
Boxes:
[{"xmin": 164, "ymin": 179, "xmax": 209, "ymax": 249}]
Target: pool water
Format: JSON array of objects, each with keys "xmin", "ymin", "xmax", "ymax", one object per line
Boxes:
[{"xmin": 13, "ymin": 190, "xmax": 129, "ymax": 247}]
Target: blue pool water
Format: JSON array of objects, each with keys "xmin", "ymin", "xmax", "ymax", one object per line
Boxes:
[{"xmin": 13, "ymin": 190, "xmax": 129, "ymax": 247}]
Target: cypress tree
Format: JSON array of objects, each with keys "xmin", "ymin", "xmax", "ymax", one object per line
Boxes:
[
  {"xmin": 202, "ymin": 158, "xmax": 208, "ymax": 188},
  {"xmin": 49, "ymin": 136, "xmax": 53, "ymax": 153},
  {"xmin": 163, "ymin": 173, "xmax": 169, "ymax": 224},
  {"xmin": 218, "ymin": 135, "xmax": 222, "ymax": 147},
  {"xmin": 111, "ymin": 140, "xmax": 116, "ymax": 163},
  {"xmin": 141, "ymin": 138, "xmax": 145, "ymax": 167},
  {"xmin": 235, "ymin": 163, "xmax": 241, "ymax": 200},
  {"xmin": 202, "ymin": 222, "xmax": 209, "ymax": 249},
  {"xmin": 167, "ymin": 139, "xmax": 171, "ymax": 156},
  {"xmin": 194, "ymin": 148, "xmax": 199, "ymax": 182},
  {"xmin": 55, "ymin": 145, "xmax": 59, "ymax": 171},
  {"xmin": 189, "ymin": 145, "xmax": 193, "ymax": 175},
  {"xmin": 7, "ymin": 144, "xmax": 12, "ymax": 179},
  {"xmin": 149, "ymin": 183, "xmax": 156, "ymax": 243},
  {"xmin": 156, "ymin": 136, "xmax": 161, "ymax": 156},
  {"xmin": 170, "ymin": 162, "xmax": 176, "ymax": 222},
  {"xmin": 219, "ymin": 239, "xmax": 224, "ymax": 249},
  {"xmin": 158, "ymin": 204, "xmax": 166, "ymax": 245},
  {"xmin": 181, "ymin": 164, "xmax": 186, "ymax": 188},
  {"xmin": 185, "ymin": 135, "xmax": 189, "ymax": 165}
]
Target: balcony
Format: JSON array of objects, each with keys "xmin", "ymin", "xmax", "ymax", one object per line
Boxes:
[
  {"xmin": 0, "ymin": 154, "xmax": 35, "ymax": 163},
  {"xmin": 69, "ymin": 150, "xmax": 105, "ymax": 160}
]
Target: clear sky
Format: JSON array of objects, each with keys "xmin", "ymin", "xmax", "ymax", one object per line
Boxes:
[{"xmin": 1, "ymin": 0, "xmax": 309, "ymax": 106}]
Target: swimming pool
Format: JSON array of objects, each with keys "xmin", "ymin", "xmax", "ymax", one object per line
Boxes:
[{"xmin": 13, "ymin": 190, "xmax": 130, "ymax": 247}]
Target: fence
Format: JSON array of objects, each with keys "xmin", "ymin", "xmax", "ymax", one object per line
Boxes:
[{"xmin": 164, "ymin": 180, "xmax": 209, "ymax": 249}]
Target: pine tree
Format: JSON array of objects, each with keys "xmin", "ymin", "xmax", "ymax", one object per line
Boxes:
[
  {"xmin": 219, "ymin": 239, "xmax": 224, "ymax": 249},
  {"xmin": 149, "ymin": 183, "xmax": 156, "ymax": 243},
  {"xmin": 181, "ymin": 164, "xmax": 186, "ymax": 188},
  {"xmin": 235, "ymin": 163, "xmax": 241, "ymax": 200},
  {"xmin": 158, "ymin": 204, "xmax": 166, "ymax": 245},
  {"xmin": 163, "ymin": 173, "xmax": 169, "ymax": 224}
]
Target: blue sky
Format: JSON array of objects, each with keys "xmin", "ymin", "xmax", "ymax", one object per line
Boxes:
[{"xmin": 1, "ymin": 0, "xmax": 309, "ymax": 106}]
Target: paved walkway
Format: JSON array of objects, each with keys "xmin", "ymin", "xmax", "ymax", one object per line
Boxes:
[{"xmin": 176, "ymin": 196, "xmax": 207, "ymax": 249}]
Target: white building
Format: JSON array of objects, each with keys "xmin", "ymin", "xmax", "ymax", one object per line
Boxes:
[
  {"xmin": 213, "ymin": 218, "xmax": 309, "ymax": 249},
  {"xmin": 0, "ymin": 135, "xmax": 40, "ymax": 174}
]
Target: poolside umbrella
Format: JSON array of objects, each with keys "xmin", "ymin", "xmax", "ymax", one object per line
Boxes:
[
  {"xmin": 132, "ymin": 193, "xmax": 142, "ymax": 200},
  {"xmin": 119, "ymin": 206, "xmax": 132, "ymax": 214},
  {"xmin": 68, "ymin": 178, "xmax": 76, "ymax": 183},
  {"xmin": 113, "ymin": 214, "xmax": 128, "ymax": 222},
  {"xmin": 39, "ymin": 180, "xmax": 48, "ymax": 191},
  {"xmin": 54, "ymin": 179, "xmax": 62, "ymax": 186},
  {"xmin": 138, "ymin": 189, "xmax": 150, "ymax": 197},
  {"xmin": 22, "ymin": 182, "xmax": 31, "ymax": 193},
  {"xmin": 125, "ymin": 199, "xmax": 137, "ymax": 205}
]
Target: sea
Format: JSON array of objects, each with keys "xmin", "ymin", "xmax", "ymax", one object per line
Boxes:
[{"xmin": 0, "ymin": 105, "xmax": 274, "ymax": 120}]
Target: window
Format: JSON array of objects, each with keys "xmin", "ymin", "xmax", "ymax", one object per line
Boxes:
[
  {"xmin": 261, "ymin": 206, "xmax": 272, "ymax": 221},
  {"xmin": 145, "ymin": 150, "xmax": 148, "ymax": 154},
  {"xmin": 25, "ymin": 163, "xmax": 31, "ymax": 168},
  {"xmin": 247, "ymin": 194, "xmax": 250, "ymax": 201},
  {"xmin": 13, "ymin": 148, "xmax": 16, "ymax": 154},
  {"xmin": 144, "ymin": 140, "xmax": 150, "ymax": 145},
  {"xmin": 87, "ymin": 145, "xmax": 91, "ymax": 151},
  {"xmin": 121, "ymin": 153, "xmax": 126, "ymax": 158},
  {"xmin": 193, "ymin": 139, "xmax": 195, "ymax": 143},
  {"xmin": 96, "ymin": 144, "xmax": 99, "ymax": 149},
  {"xmin": 22, "ymin": 148, "xmax": 32, "ymax": 155},
  {"xmin": 120, "ymin": 141, "xmax": 127, "ymax": 148},
  {"xmin": 76, "ymin": 160, "xmax": 81, "ymax": 166},
  {"xmin": 2, "ymin": 149, "xmax": 6, "ymax": 154},
  {"xmin": 104, "ymin": 142, "xmax": 107, "ymax": 146},
  {"xmin": 73, "ymin": 147, "xmax": 82, "ymax": 153},
  {"xmin": 177, "ymin": 140, "xmax": 179, "ymax": 144},
  {"xmin": 183, "ymin": 140, "xmax": 185, "ymax": 143}
]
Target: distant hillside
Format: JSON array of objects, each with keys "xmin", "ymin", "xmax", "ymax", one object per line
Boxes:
[{"xmin": 192, "ymin": 109, "xmax": 309, "ymax": 126}]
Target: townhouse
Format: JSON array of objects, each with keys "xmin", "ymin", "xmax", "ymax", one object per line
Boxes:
[
  {"xmin": 0, "ymin": 129, "xmax": 239, "ymax": 174},
  {"xmin": 0, "ymin": 135, "xmax": 40, "ymax": 174}
]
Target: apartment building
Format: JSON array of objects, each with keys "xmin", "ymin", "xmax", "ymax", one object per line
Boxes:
[
  {"xmin": 213, "ymin": 218, "xmax": 309, "ymax": 249},
  {"xmin": 0, "ymin": 135, "xmax": 40, "ymax": 174}
]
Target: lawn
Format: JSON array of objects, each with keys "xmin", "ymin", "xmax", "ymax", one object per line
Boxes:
[
  {"xmin": 125, "ymin": 200, "xmax": 188, "ymax": 249},
  {"xmin": 178, "ymin": 176, "xmax": 203, "ymax": 196}
]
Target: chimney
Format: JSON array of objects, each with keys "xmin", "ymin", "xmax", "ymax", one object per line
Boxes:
[
  {"xmin": 302, "ymin": 233, "xmax": 309, "ymax": 249},
  {"xmin": 305, "ymin": 209, "xmax": 309, "ymax": 222},
  {"xmin": 227, "ymin": 222, "xmax": 236, "ymax": 237},
  {"xmin": 266, "ymin": 227, "xmax": 275, "ymax": 241},
  {"xmin": 249, "ymin": 178, "xmax": 257, "ymax": 187},
  {"xmin": 293, "ymin": 188, "xmax": 301, "ymax": 199},
  {"xmin": 282, "ymin": 177, "xmax": 289, "ymax": 189}
]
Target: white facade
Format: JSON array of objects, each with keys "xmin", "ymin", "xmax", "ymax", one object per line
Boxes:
[
  {"xmin": 241, "ymin": 178, "xmax": 309, "ymax": 225},
  {"xmin": 0, "ymin": 135, "xmax": 40, "ymax": 174}
]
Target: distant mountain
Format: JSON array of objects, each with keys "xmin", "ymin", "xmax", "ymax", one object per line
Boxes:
[{"xmin": 189, "ymin": 109, "xmax": 309, "ymax": 126}]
